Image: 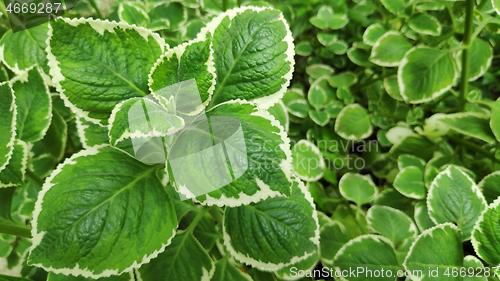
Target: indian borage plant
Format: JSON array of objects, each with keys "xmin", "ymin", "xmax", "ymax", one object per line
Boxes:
[
  {"xmin": 0, "ymin": 5, "xmax": 323, "ymax": 281},
  {"xmin": 267, "ymin": 0, "xmax": 500, "ymax": 279}
]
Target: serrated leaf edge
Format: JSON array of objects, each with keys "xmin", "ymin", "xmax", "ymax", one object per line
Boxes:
[
  {"xmin": 292, "ymin": 140, "xmax": 325, "ymax": 182},
  {"xmin": 0, "ymin": 139, "xmax": 29, "ymax": 188},
  {"xmin": 0, "ymin": 82, "xmax": 17, "ymax": 174}
]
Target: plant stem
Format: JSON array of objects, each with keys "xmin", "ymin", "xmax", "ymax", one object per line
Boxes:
[
  {"xmin": 208, "ymin": 206, "xmax": 223, "ymax": 224},
  {"xmin": 458, "ymin": 0, "xmax": 475, "ymax": 112},
  {"xmin": 26, "ymin": 169, "xmax": 44, "ymax": 188},
  {"xmin": 186, "ymin": 207, "xmax": 208, "ymax": 234},
  {"xmin": 0, "ymin": 220, "xmax": 32, "ymax": 238},
  {"xmin": 446, "ymin": 137, "xmax": 500, "ymax": 164}
]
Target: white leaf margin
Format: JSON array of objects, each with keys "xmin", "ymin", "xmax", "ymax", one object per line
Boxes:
[
  {"xmin": 370, "ymin": 31, "xmax": 411, "ymax": 67},
  {"xmin": 222, "ymin": 177, "xmax": 320, "ymax": 271},
  {"xmin": 46, "ymin": 17, "xmax": 168, "ymax": 127},
  {"xmin": 335, "ymin": 104, "xmax": 373, "ymax": 141},
  {"xmin": 28, "ymin": 145, "xmax": 177, "ymax": 279},
  {"xmin": 437, "ymin": 112, "xmax": 495, "ymax": 144},
  {"xmin": 292, "ymin": 139, "xmax": 325, "ymax": 182},
  {"xmin": 338, "ymin": 173, "xmax": 379, "ymax": 205},
  {"xmin": 196, "ymin": 6, "xmax": 295, "ymax": 110},
  {"xmin": 393, "ymin": 166, "xmax": 426, "ymax": 200},
  {"xmin": 0, "ymin": 82, "xmax": 17, "ymax": 174},
  {"xmin": 0, "ymin": 140, "xmax": 29, "ymax": 188},
  {"xmin": 471, "ymin": 196, "xmax": 500, "ymax": 265}
]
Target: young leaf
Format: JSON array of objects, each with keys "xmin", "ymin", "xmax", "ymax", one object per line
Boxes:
[
  {"xmin": 339, "ymin": 173, "xmax": 378, "ymax": 206},
  {"xmin": 333, "ymin": 235, "xmax": 400, "ymax": 281},
  {"xmin": 309, "ymin": 109, "xmax": 330, "ymax": 126},
  {"xmin": 438, "ymin": 112, "xmax": 496, "ymax": 144},
  {"xmin": 408, "ymin": 13, "xmax": 441, "ymax": 36},
  {"xmin": 305, "ymin": 64, "xmax": 334, "ymax": 80},
  {"xmin": 328, "ymin": 72, "xmax": 357, "ymax": 88},
  {"xmin": 222, "ymin": 179, "xmax": 319, "ymax": 270},
  {"xmin": 404, "ymin": 223, "xmax": 463, "ymax": 280},
  {"xmin": 0, "ymin": 83, "xmax": 17, "ymax": 173},
  {"xmin": 335, "ymin": 104, "xmax": 373, "ymax": 140},
  {"xmin": 198, "ymin": 7, "xmax": 294, "ymax": 109},
  {"xmin": 370, "ymin": 31, "xmax": 412, "ymax": 67},
  {"xmin": 0, "ymin": 140, "xmax": 28, "ymax": 188},
  {"xmin": 427, "ymin": 165, "xmax": 487, "ymax": 241},
  {"xmin": 47, "ymin": 18, "xmax": 167, "ymax": 126},
  {"xmin": 319, "ymin": 221, "xmax": 349, "ymax": 267},
  {"xmin": 12, "ymin": 67, "xmax": 52, "ymax": 142},
  {"xmin": 138, "ymin": 231, "xmax": 215, "ymax": 281},
  {"xmin": 108, "ymin": 97, "xmax": 185, "ymax": 146},
  {"xmin": 292, "ymin": 140, "xmax": 325, "ymax": 181},
  {"xmin": 383, "ymin": 76, "xmax": 404, "ymax": 101},
  {"xmin": 397, "ymin": 154, "xmax": 426, "ymax": 171},
  {"xmin": 0, "ymin": 24, "xmax": 51, "ymax": 83},
  {"xmin": 399, "ymin": 47, "xmax": 458, "ymax": 103},
  {"xmin": 367, "ymin": 205, "xmax": 417, "ymax": 246},
  {"xmin": 211, "ymin": 256, "xmax": 253, "ymax": 281},
  {"xmin": 310, "ymin": 6, "xmax": 348, "ymax": 30},
  {"xmin": 149, "ymin": 38, "xmax": 215, "ymax": 116},
  {"xmin": 171, "ymin": 100, "xmax": 293, "ymax": 207},
  {"xmin": 28, "ymin": 146, "xmax": 178, "ymax": 278},
  {"xmin": 393, "ymin": 167, "xmax": 426, "ymax": 199},
  {"xmin": 287, "ymin": 100, "xmax": 310, "ymax": 118},
  {"xmin": 471, "ymin": 197, "xmax": 500, "ymax": 267}
]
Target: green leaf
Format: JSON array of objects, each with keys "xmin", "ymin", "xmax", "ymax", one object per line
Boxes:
[
  {"xmin": 287, "ymin": 100, "xmax": 310, "ymax": 118},
  {"xmin": 339, "ymin": 173, "xmax": 378, "ymax": 206},
  {"xmin": 333, "ymin": 235, "xmax": 400, "ymax": 281},
  {"xmin": 399, "ymin": 47, "xmax": 458, "ymax": 103},
  {"xmin": 471, "ymin": 197, "xmax": 500, "ymax": 268},
  {"xmin": 307, "ymin": 83, "xmax": 328, "ymax": 109},
  {"xmin": 363, "ymin": 23, "xmax": 387, "ymax": 46},
  {"xmin": 47, "ymin": 18, "xmax": 166, "ymax": 126},
  {"xmin": 223, "ymin": 179, "xmax": 319, "ymax": 270},
  {"xmin": 295, "ymin": 41, "xmax": 312, "ymax": 56},
  {"xmin": 427, "ymin": 165, "xmax": 487, "ymax": 241},
  {"xmin": 408, "ymin": 13, "xmax": 441, "ymax": 36},
  {"xmin": 404, "ymin": 223, "xmax": 463, "ymax": 280},
  {"xmin": 335, "ymin": 104, "xmax": 373, "ymax": 140},
  {"xmin": 478, "ymin": 171, "xmax": 500, "ymax": 204},
  {"xmin": 12, "ymin": 67, "xmax": 52, "ymax": 142},
  {"xmin": 384, "ymin": 76, "xmax": 404, "ymax": 101},
  {"xmin": 367, "ymin": 205, "xmax": 417, "ymax": 246},
  {"xmin": 438, "ymin": 112, "xmax": 496, "ymax": 144},
  {"xmin": 0, "ymin": 24, "xmax": 51, "ymax": 83},
  {"xmin": 370, "ymin": 31, "xmax": 413, "ymax": 67},
  {"xmin": 414, "ymin": 201, "xmax": 435, "ymax": 232},
  {"xmin": 201, "ymin": 7, "xmax": 294, "ymax": 109},
  {"xmin": 148, "ymin": 2, "xmax": 187, "ymax": 31},
  {"xmin": 310, "ymin": 6, "xmax": 348, "ymax": 30},
  {"xmin": 393, "ymin": 167, "xmax": 426, "ymax": 199},
  {"xmin": 0, "ymin": 275, "xmax": 33, "ymax": 281},
  {"xmin": 138, "ymin": 231, "xmax": 215, "ymax": 281},
  {"xmin": 398, "ymin": 154, "xmax": 426, "ymax": 171},
  {"xmin": 0, "ymin": 83, "xmax": 16, "ymax": 173},
  {"xmin": 108, "ymin": 97, "xmax": 185, "ymax": 146},
  {"xmin": 118, "ymin": 2, "xmax": 150, "ymax": 27},
  {"xmin": 268, "ymin": 101, "xmax": 289, "ymax": 132},
  {"xmin": 76, "ymin": 117, "xmax": 110, "ymax": 149},
  {"xmin": 309, "ymin": 109, "xmax": 330, "ymax": 126},
  {"xmin": 211, "ymin": 256, "xmax": 253, "ymax": 281},
  {"xmin": 319, "ymin": 221, "xmax": 349, "ymax": 266},
  {"xmin": 381, "ymin": 0, "xmax": 408, "ymax": 15},
  {"xmin": 388, "ymin": 135, "xmax": 435, "ymax": 161},
  {"xmin": 305, "ymin": 64, "xmax": 334, "ymax": 80},
  {"xmin": 347, "ymin": 47, "xmax": 373, "ymax": 67},
  {"xmin": 171, "ymin": 100, "xmax": 293, "ymax": 207},
  {"xmin": 28, "ymin": 146, "xmax": 178, "ymax": 278},
  {"xmin": 47, "ymin": 272, "xmax": 134, "ymax": 281},
  {"xmin": 463, "ymin": 255, "xmax": 487, "ymax": 281},
  {"xmin": 41, "ymin": 109, "xmax": 67, "ymax": 162},
  {"xmin": 0, "ymin": 140, "xmax": 28, "ymax": 188},
  {"xmin": 466, "ymin": 38, "xmax": 493, "ymax": 81},
  {"xmin": 292, "ymin": 140, "xmax": 325, "ymax": 181},
  {"xmin": 328, "ymin": 72, "xmax": 357, "ymax": 88},
  {"xmin": 494, "ymin": 0, "xmax": 500, "ymax": 16},
  {"xmin": 149, "ymin": 38, "xmax": 215, "ymax": 115}
]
